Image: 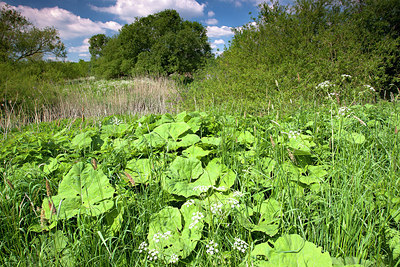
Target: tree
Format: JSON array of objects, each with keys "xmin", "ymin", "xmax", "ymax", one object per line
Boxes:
[
  {"xmin": 92, "ymin": 9, "xmax": 211, "ymax": 78},
  {"xmin": 0, "ymin": 4, "xmax": 66, "ymax": 62},
  {"xmin": 88, "ymin": 34, "xmax": 109, "ymax": 59}
]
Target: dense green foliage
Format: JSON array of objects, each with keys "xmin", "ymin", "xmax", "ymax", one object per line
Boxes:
[
  {"xmin": 1, "ymin": 103, "xmax": 399, "ymax": 265},
  {"xmin": 0, "ymin": 4, "xmax": 66, "ymax": 62},
  {"xmin": 91, "ymin": 10, "xmax": 212, "ymax": 78},
  {"xmin": 0, "ymin": 60, "xmax": 90, "ymax": 114},
  {"xmin": 185, "ymin": 0, "xmax": 400, "ymax": 112}
]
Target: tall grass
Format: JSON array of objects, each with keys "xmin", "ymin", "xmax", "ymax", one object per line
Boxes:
[{"xmin": 0, "ymin": 77, "xmax": 179, "ymax": 138}]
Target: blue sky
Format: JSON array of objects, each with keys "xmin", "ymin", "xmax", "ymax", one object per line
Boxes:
[{"xmin": 0, "ymin": 0, "xmax": 280, "ymax": 61}]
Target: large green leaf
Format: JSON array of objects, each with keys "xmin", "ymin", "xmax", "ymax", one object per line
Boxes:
[
  {"xmin": 250, "ymin": 234, "xmax": 332, "ymax": 266},
  {"xmin": 125, "ymin": 158, "xmax": 154, "ymax": 184},
  {"xmin": 153, "ymin": 122, "xmax": 191, "ymax": 141},
  {"xmin": 341, "ymin": 131, "xmax": 366, "ymax": 145},
  {"xmin": 168, "ymin": 134, "xmax": 201, "ymax": 150},
  {"xmin": 163, "ymin": 158, "xmax": 233, "ymax": 198},
  {"xmin": 42, "ymin": 162, "xmax": 115, "ymax": 221},
  {"xmin": 71, "ymin": 131, "xmax": 94, "ymax": 150},
  {"xmin": 183, "ymin": 145, "xmax": 211, "ymax": 159},
  {"xmin": 251, "ymin": 198, "xmax": 282, "ymax": 236},
  {"xmin": 147, "ymin": 203, "xmax": 203, "ymax": 261}
]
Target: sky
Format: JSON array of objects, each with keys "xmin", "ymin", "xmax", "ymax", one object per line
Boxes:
[{"xmin": 0, "ymin": 0, "xmax": 287, "ymax": 62}]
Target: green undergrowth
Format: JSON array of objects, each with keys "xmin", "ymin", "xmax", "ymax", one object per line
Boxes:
[{"xmin": 0, "ymin": 101, "xmax": 399, "ymax": 266}]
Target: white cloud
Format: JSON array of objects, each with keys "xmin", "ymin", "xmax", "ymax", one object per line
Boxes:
[
  {"xmin": 214, "ymin": 39, "xmax": 225, "ymax": 45},
  {"xmin": 92, "ymin": 0, "xmax": 205, "ymax": 23},
  {"xmin": 206, "ymin": 26, "xmax": 234, "ymax": 38},
  {"xmin": 208, "ymin": 11, "xmax": 215, "ymax": 17},
  {"xmin": 69, "ymin": 38, "xmax": 90, "ymax": 53},
  {"xmin": 205, "ymin": 18, "xmax": 218, "ymax": 25},
  {"xmin": 79, "ymin": 53, "xmax": 90, "ymax": 58},
  {"xmin": 1, "ymin": 2, "xmax": 122, "ymax": 39}
]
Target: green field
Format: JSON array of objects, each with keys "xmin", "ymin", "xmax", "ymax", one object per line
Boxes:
[{"xmin": 1, "ymin": 94, "xmax": 399, "ymax": 266}]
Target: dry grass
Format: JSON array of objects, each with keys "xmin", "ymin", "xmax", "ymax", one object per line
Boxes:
[{"xmin": 1, "ymin": 76, "xmax": 180, "ymax": 137}]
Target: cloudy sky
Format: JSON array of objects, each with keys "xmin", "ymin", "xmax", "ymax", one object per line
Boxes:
[{"xmin": 1, "ymin": 0, "xmax": 286, "ymax": 61}]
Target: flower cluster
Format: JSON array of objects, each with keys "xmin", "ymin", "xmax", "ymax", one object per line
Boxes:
[
  {"xmin": 233, "ymin": 237, "xmax": 248, "ymax": 253},
  {"xmin": 316, "ymin": 81, "xmax": 335, "ymax": 89},
  {"xmin": 211, "ymin": 202, "xmax": 223, "ymax": 215},
  {"xmin": 341, "ymin": 74, "xmax": 352, "ymax": 79},
  {"xmin": 328, "ymin": 92, "xmax": 339, "ymax": 97},
  {"xmin": 206, "ymin": 240, "xmax": 219, "ymax": 255},
  {"xmin": 152, "ymin": 231, "xmax": 172, "ymax": 243},
  {"xmin": 228, "ymin": 198, "xmax": 240, "ymax": 209},
  {"xmin": 111, "ymin": 116, "xmax": 123, "ymax": 125},
  {"xmin": 189, "ymin": 211, "xmax": 204, "ymax": 229},
  {"xmin": 232, "ymin": 191, "xmax": 244, "ymax": 198},
  {"xmin": 364, "ymin": 84, "xmax": 375, "ymax": 92},
  {"xmin": 147, "ymin": 249, "xmax": 159, "ymax": 261},
  {"xmin": 138, "ymin": 241, "xmax": 148, "ymax": 253},
  {"xmin": 288, "ymin": 130, "xmax": 301, "ymax": 139},
  {"xmin": 182, "ymin": 199, "xmax": 195, "ymax": 208},
  {"xmin": 337, "ymin": 106, "xmax": 351, "ymax": 117},
  {"xmin": 193, "ymin": 185, "xmax": 226, "ymax": 193},
  {"xmin": 169, "ymin": 254, "xmax": 179, "ymax": 264}
]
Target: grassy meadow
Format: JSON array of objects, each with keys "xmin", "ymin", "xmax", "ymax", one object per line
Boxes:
[{"xmin": 0, "ymin": 75, "xmax": 399, "ymax": 266}]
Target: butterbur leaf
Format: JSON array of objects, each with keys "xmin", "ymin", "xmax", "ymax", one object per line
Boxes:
[
  {"xmin": 250, "ymin": 234, "xmax": 332, "ymax": 266},
  {"xmin": 125, "ymin": 158, "xmax": 155, "ymax": 184},
  {"xmin": 147, "ymin": 204, "xmax": 203, "ymax": 259},
  {"xmin": 182, "ymin": 145, "xmax": 211, "ymax": 159},
  {"xmin": 42, "ymin": 162, "xmax": 115, "ymax": 221},
  {"xmin": 201, "ymin": 136, "xmax": 221, "ymax": 147},
  {"xmin": 168, "ymin": 157, "xmax": 203, "ymax": 182},
  {"xmin": 71, "ymin": 131, "xmax": 94, "ymax": 150},
  {"xmin": 341, "ymin": 130, "xmax": 365, "ymax": 145},
  {"xmin": 133, "ymin": 132, "xmax": 166, "ymax": 151},
  {"xmin": 237, "ymin": 131, "xmax": 255, "ymax": 145},
  {"xmin": 153, "ymin": 122, "xmax": 191, "ymax": 141},
  {"xmin": 168, "ymin": 134, "xmax": 201, "ymax": 150}
]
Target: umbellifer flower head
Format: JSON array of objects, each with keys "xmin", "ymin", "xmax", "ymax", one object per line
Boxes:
[
  {"xmin": 206, "ymin": 240, "xmax": 219, "ymax": 255},
  {"xmin": 233, "ymin": 237, "xmax": 248, "ymax": 253}
]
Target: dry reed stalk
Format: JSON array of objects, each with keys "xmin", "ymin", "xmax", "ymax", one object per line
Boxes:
[
  {"xmin": 92, "ymin": 158, "xmax": 97, "ymax": 170},
  {"xmin": 270, "ymin": 136, "xmax": 276, "ymax": 148},
  {"xmin": 124, "ymin": 171, "xmax": 135, "ymax": 186},
  {"xmin": 5, "ymin": 178, "xmax": 14, "ymax": 190},
  {"xmin": 40, "ymin": 208, "xmax": 46, "ymax": 227},
  {"xmin": 45, "ymin": 179, "xmax": 51, "ymax": 197}
]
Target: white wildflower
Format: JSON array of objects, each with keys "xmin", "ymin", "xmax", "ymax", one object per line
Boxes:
[
  {"xmin": 288, "ymin": 130, "xmax": 301, "ymax": 139},
  {"xmin": 316, "ymin": 81, "xmax": 335, "ymax": 89},
  {"xmin": 213, "ymin": 186, "xmax": 226, "ymax": 191},
  {"xmin": 337, "ymin": 106, "xmax": 351, "ymax": 117},
  {"xmin": 211, "ymin": 202, "xmax": 223, "ymax": 215},
  {"xmin": 152, "ymin": 231, "xmax": 172, "ymax": 243},
  {"xmin": 147, "ymin": 249, "xmax": 159, "ymax": 261},
  {"xmin": 228, "ymin": 198, "xmax": 240, "ymax": 209},
  {"xmin": 169, "ymin": 253, "xmax": 179, "ymax": 264},
  {"xmin": 193, "ymin": 185, "xmax": 212, "ymax": 193},
  {"xmin": 233, "ymin": 191, "xmax": 244, "ymax": 198},
  {"xmin": 152, "ymin": 233, "xmax": 162, "ymax": 243},
  {"xmin": 183, "ymin": 199, "xmax": 195, "ymax": 208},
  {"xmin": 138, "ymin": 241, "xmax": 148, "ymax": 253},
  {"xmin": 189, "ymin": 211, "xmax": 204, "ymax": 229},
  {"xmin": 206, "ymin": 240, "xmax": 219, "ymax": 255},
  {"xmin": 341, "ymin": 74, "xmax": 352, "ymax": 79},
  {"xmin": 328, "ymin": 92, "xmax": 339, "ymax": 97},
  {"xmin": 233, "ymin": 237, "xmax": 248, "ymax": 253},
  {"xmin": 162, "ymin": 231, "xmax": 172, "ymax": 239},
  {"xmin": 364, "ymin": 84, "xmax": 375, "ymax": 92}
]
